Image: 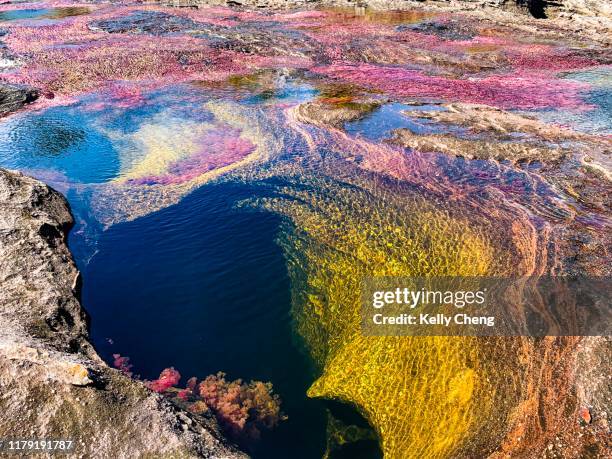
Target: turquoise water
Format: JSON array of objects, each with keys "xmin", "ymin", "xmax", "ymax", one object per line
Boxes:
[
  {"xmin": 344, "ymin": 102, "xmax": 470, "ymax": 141},
  {"xmin": 0, "ymin": 84, "xmax": 257, "ymax": 185},
  {"xmin": 536, "ymin": 67, "xmax": 612, "ymax": 134},
  {"xmin": 0, "ymin": 104, "xmax": 119, "ymax": 183}
]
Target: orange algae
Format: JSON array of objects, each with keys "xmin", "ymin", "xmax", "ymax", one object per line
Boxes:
[
  {"xmin": 254, "ymin": 170, "xmax": 586, "ymax": 457},
  {"xmin": 90, "ymin": 100, "xmax": 282, "ymax": 226},
  {"xmin": 241, "ymin": 92, "xmax": 605, "ymax": 455}
]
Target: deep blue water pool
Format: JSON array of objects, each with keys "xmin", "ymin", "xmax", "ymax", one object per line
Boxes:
[
  {"xmin": 0, "ymin": 80, "xmax": 384, "ymax": 458},
  {"xmin": 70, "ymin": 180, "xmax": 329, "ymax": 458}
]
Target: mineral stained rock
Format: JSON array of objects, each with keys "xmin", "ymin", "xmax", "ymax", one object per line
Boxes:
[
  {"xmin": 293, "ymin": 99, "xmax": 382, "ymax": 128},
  {"xmin": 89, "ymin": 10, "xmax": 201, "ymax": 35},
  {"xmin": 169, "ymin": 0, "xmax": 611, "ymax": 43},
  {"xmin": 0, "ymin": 168, "xmax": 247, "ymax": 459},
  {"xmin": 388, "ymin": 127, "xmax": 567, "ymax": 163}
]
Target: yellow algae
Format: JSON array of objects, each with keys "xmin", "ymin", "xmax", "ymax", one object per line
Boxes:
[
  {"xmin": 307, "ymin": 336, "xmax": 484, "ymax": 458},
  {"xmin": 465, "ymin": 44, "xmax": 502, "ymax": 53},
  {"xmin": 249, "ymin": 167, "xmax": 529, "ymax": 458},
  {"xmin": 323, "ymin": 7, "xmax": 437, "ymax": 26},
  {"xmin": 117, "ymin": 117, "xmax": 214, "ymax": 182}
]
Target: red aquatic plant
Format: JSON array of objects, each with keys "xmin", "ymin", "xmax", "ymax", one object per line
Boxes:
[
  {"xmin": 197, "ymin": 372, "xmax": 286, "ymax": 443},
  {"xmin": 176, "ymin": 377, "xmax": 198, "ymax": 400},
  {"xmin": 312, "ymin": 63, "xmax": 590, "ymax": 110},
  {"xmin": 115, "ymin": 359, "xmax": 284, "ymax": 443},
  {"xmin": 112, "ymin": 353, "xmax": 133, "ymax": 377},
  {"xmin": 147, "ymin": 367, "xmax": 181, "ymax": 393}
]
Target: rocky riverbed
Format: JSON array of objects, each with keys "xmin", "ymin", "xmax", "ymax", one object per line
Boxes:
[{"xmin": 0, "ymin": 0, "xmax": 610, "ymax": 458}]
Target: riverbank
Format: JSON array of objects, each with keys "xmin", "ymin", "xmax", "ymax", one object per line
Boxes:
[
  {"xmin": 0, "ymin": 168, "xmax": 247, "ymax": 458},
  {"xmin": 155, "ymin": 0, "xmax": 611, "ymax": 44}
]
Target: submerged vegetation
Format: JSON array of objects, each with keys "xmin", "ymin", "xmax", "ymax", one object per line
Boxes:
[
  {"xmin": 0, "ymin": 1, "xmax": 610, "ymax": 457},
  {"xmin": 112, "ymin": 358, "xmax": 286, "ymax": 447},
  {"xmin": 195, "ymin": 372, "xmax": 287, "ymax": 444}
]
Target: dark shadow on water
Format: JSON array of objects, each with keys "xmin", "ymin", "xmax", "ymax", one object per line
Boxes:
[
  {"xmin": 325, "ymin": 400, "xmax": 383, "ymax": 459},
  {"xmin": 70, "ymin": 180, "xmax": 327, "ymax": 459},
  {"xmin": 330, "ymin": 440, "xmax": 383, "ymax": 459}
]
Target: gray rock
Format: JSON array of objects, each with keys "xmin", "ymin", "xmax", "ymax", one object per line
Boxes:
[
  {"xmin": 400, "ymin": 20, "xmax": 476, "ymax": 40},
  {"xmin": 0, "ymin": 168, "xmax": 248, "ymax": 459},
  {"xmin": 0, "ymin": 84, "xmax": 38, "ymax": 117},
  {"xmin": 88, "ymin": 10, "xmax": 204, "ymax": 35}
]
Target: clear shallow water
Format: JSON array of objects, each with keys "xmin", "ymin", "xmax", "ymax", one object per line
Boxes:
[
  {"xmin": 536, "ymin": 67, "xmax": 612, "ymax": 135},
  {"xmin": 345, "ymin": 103, "xmax": 442, "ymax": 141},
  {"xmin": 0, "ymin": 104, "xmax": 120, "ymax": 183},
  {"xmin": 0, "ymin": 82, "xmax": 306, "ymax": 186},
  {"xmin": 0, "ymin": 75, "xmax": 607, "ymax": 457},
  {"xmin": 0, "ymin": 81, "xmax": 376, "ymax": 458},
  {"xmin": 344, "ymin": 102, "xmax": 471, "ymax": 141},
  {"xmin": 0, "ymin": 7, "xmax": 89, "ymax": 22}
]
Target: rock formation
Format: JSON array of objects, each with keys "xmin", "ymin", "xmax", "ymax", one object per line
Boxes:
[
  {"xmin": 0, "ymin": 168, "xmax": 247, "ymax": 459},
  {"xmin": 0, "ymin": 83, "xmax": 38, "ymax": 117}
]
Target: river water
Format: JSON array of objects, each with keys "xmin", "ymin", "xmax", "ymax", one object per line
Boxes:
[{"xmin": 0, "ymin": 2, "xmax": 610, "ymax": 458}]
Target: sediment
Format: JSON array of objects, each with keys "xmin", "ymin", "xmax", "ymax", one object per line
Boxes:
[{"xmin": 0, "ymin": 168, "xmax": 247, "ymax": 459}]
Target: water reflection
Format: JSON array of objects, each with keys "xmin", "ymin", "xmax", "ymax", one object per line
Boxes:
[{"xmin": 0, "ymin": 7, "xmax": 89, "ymax": 22}]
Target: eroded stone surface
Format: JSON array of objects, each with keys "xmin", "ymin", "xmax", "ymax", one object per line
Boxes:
[
  {"xmin": 389, "ymin": 127, "xmax": 567, "ymax": 163},
  {"xmin": 0, "ymin": 84, "xmax": 38, "ymax": 117},
  {"xmin": 0, "ymin": 168, "xmax": 247, "ymax": 459}
]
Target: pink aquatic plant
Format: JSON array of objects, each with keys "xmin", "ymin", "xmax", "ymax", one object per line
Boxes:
[
  {"xmin": 108, "ymin": 357, "xmax": 285, "ymax": 444},
  {"xmin": 126, "ymin": 127, "xmax": 257, "ymax": 186},
  {"xmin": 197, "ymin": 372, "xmax": 286, "ymax": 443},
  {"xmin": 506, "ymin": 48, "xmax": 599, "ymax": 71},
  {"xmin": 112, "ymin": 353, "xmax": 133, "ymax": 377},
  {"xmin": 1, "ymin": 0, "xmax": 601, "ymax": 119},
  {"xmin": 312, "ymin": 63, "xmax": 590, "ymax": 110},
  {"xmin": 147, "ymin": 367, "xmax": 181, "ymax": 393},
  {"xmin": 176, "ymin": 377, "xmax": 198, "ymax": 400}
]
